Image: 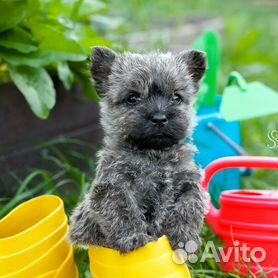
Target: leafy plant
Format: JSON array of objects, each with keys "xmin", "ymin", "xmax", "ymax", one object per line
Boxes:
[{"xmin": 0, "ymin": 0, "xmax": 112, "ymax": 119}]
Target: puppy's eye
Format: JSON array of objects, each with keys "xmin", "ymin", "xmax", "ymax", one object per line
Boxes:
[
  {"xmin": 171, "ymin": 93, "xmax": 182, "ymax": 104},
  {"xmin": 127, "ymin": 91, "xmax": 141, "ymax": 105}
]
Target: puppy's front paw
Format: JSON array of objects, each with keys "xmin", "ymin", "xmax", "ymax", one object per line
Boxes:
[
  {"xmin": 169, "ymin": 233, "xmax": 202, "ymax": 254},
  {"xmin": 115, "ymin": 233, "xmax": 154, "ymax": 254}
]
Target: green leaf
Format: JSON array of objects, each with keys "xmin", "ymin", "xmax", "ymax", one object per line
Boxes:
[
  {"xmin": 0, "ymin": 27, "xmax": 38, "ymax": 53},
  {"xmin": 0, "ymin": 47, "xmax": 86, "ymax": 67},
  {"xmin": 57, "ymin": 62, "xmax": 74, "ymax": 90},
  {"xmin": 26, "ymin": 0, "xmax": 41, "ymax": 22},
  {"xmin": 72, "ymin": 24, "xmax": 112, "ymax": 54},
  {"xmin": 0, "ymin": 0, "xmax": 27, "ymax": 32},
  {"xmin": 29, "ymin": 21, "xmax": 86, "ymax": 59},
  {"xmin": 70, "ymin": 0, "xmax": 106, "ymax": 20},
  {"xmin": 8, "ymin": 65, "xmax": 56, "ymax": 119},
  {"xmin": 79, "ymin": 74, "xmax": 100, "ymax": 101},
  {"xmin": 70, "ymin": 0, "xmax": 85, "ymax": 20},
  {"xmin": 40, "ymin": 0, "xmax": 64, "ymax": 18},
  {"xmin": 39, "ymin": 0, "xmax": 105, "ymax": 20},
  {"xmin": 71, "ymin": 61, "xmax": 100, "ymax": 101}
]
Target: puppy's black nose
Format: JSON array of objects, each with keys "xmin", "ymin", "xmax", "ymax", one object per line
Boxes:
[{"xmin": 151, "ymin": 113, "xmax": 168, "ymax": 125}]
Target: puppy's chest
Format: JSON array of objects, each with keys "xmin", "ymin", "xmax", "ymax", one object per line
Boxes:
[{"xmin": 129, "ymin": 163, "xmax": 175, "ymax": 210}]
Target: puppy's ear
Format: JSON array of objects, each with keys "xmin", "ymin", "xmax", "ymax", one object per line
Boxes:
[
  {"xmin": 177, "ymin": 50, "xmax": 207, "ymax": 83},
  {"xmin": 90, "ymin": 46, "xmax": 117, "ymax": 95}
]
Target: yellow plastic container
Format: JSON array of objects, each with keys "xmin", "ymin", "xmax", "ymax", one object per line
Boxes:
[
  {"xmin": 0, "ymin": 195, "xmax": 65, "ymax": 256},
  {"xmin": 0, "ymin": 195, "xmax": 78, "ymax": 278},
  {"xmin": 0, "ymin": 218, "xmax": 68, "ymax": 274},
  {"xmin": 89, "ymin": 235, "xmax": 191, "ymax": 278}
]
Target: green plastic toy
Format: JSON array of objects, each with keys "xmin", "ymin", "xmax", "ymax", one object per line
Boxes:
[
  {"xmin": 220, "ymin": 71, "xmax": 278, "ymax": 121},
  {"xmin": 193, "ymin": 31, "xmax": 278, "ymax": 121},
  {"xmin": 193, "ymin": 31, "xmax": 221, "ymax": 107}
]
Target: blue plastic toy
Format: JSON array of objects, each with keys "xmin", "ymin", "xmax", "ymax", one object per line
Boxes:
[{"xmin": 193, "ymin": 97, "xmax": 242, "ymax": 206}]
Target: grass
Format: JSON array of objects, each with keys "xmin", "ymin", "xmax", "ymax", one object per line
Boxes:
[{"xmin": 1, "ymin": 0, "xmax": 277, "ymax": 277}]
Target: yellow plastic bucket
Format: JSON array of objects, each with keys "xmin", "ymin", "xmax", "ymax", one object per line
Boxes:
[
  {"xmin": 0, "ymin": 195, "xmax": 78, "ymax": 278},
  {"xmin": 0, "ymin": 195, "xmax": 65, "ymax": 256},
  {"xmin": 0, "ymin": 218, "xmax": 68, "ymax": 274},
  {"xmin": 89, "ymin": 235, "xmax": 191, "ymax": 278}
]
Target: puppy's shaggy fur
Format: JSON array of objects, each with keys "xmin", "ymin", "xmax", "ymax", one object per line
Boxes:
[{"xmin": 69, "ymin": 47, "xmax": 209, "ymax": 253}]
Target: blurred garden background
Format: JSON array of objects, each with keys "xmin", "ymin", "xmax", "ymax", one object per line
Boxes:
[{"xmin": 0, "ymin": 0, "xmax": 277, "ymax": 277}]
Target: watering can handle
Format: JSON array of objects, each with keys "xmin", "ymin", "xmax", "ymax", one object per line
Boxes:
[
  {"xmin": 202, "ymin": 156, "xmax": 278, "ymax": 234},
  {"xmin": 226, "ymin": 71, "xmax": 248, "ymax": 91}
]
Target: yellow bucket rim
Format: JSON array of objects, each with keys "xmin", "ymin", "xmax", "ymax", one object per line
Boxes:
[
  {"xmin": 89, "ymin": 236, "xmax": 191, "ymax": 278},
  {"xmin": 0, "ymin": 195, "xmax": 64, "ymax": 241},
  {"xmin": 0, "ymin": 217, "xmax": 67, "ymax": 259}
]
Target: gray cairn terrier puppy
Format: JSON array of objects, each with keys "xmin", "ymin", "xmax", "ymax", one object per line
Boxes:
[{"xmin": 69, "ymin": 46, "xmax": 209, "ymax": 254}]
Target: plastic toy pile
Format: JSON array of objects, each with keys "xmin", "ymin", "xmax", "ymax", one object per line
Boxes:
[
  {"xmin": 0, "ymin": 196, "xmax": 78, "ymax": 278},
  {"xmin": 192, "ymin": 31, "xmax": 278, "ymax": 206},
  {"xmin": 193, "ymin": 31, "xmax": 278, "ymax": 277}
]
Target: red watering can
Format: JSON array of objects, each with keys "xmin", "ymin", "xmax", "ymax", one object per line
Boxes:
[{"xmin": 202, "ymin": 156, "xmax": 278, "ymax": 277}]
